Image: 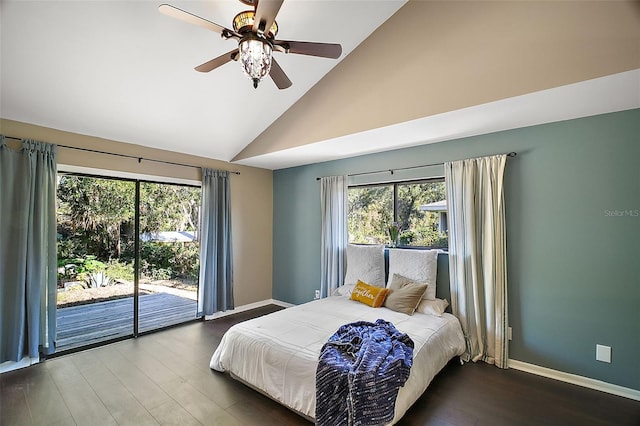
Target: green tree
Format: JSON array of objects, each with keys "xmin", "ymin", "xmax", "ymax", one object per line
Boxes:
[
  {"xmin": 139, "ymin": 183, "xmax": 200, "ymax": 235},
  {"xmin": 348, "ymin": 185, "xmax": 393, "ymax": 244},
  {"xmin": 347, "ymin": 181, "xmax": 447, "ymax": 248},
  {"xmin": 57, "ymin": 175, "xmax": 202, "ymax": 283},
  {"xmin": 57, "ymin": 176, "xmax": 135, "ymax": 260},
  {"xmin": 397, "ymin": 181, "xmax": 446, "ymax": 247}
]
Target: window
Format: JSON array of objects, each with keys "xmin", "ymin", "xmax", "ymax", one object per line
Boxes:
[{"xmin": 348, "ymin": 179, "xmax": 448, "ymax": 249}]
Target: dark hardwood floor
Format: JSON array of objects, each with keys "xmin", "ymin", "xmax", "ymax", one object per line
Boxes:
[{"xmin": 1, "ymin": 305, "xmax": 638, "ymax": 425}]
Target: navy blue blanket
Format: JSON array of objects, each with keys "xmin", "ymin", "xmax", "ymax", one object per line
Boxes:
[{"xmin": 315, "ymin": 319, "xmax": 414, "ymax": 426}]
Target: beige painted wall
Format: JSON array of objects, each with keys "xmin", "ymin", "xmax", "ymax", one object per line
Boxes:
[
  {"xmin": 234, "ymin": 0, "xmax": 640, "ymax": 161},
  {"xmin": 1, "ymin": 119, "xmax": 273, "ymax": 307}
]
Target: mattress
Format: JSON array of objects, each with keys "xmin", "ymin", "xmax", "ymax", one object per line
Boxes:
[{"xmin": 210, "ymin": 296, "xmax": 466, "ymax": 424}]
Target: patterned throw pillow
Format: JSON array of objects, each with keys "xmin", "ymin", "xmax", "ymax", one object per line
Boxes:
[
  {"xmin": 350, "ymin": 280, "xmax": 389, "ymax": 308},
  {"xmin": 343, "ymin": 244, "xmax": 386, "ymax": 287},
  {"xmin": 387, "ymin": 249, "xmax": 438, "ymax": 300}
]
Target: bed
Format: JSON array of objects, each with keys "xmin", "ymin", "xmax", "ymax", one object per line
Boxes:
[{"xmin": 210, "ymin": 294, "xmax": 465, "ymax": 424}]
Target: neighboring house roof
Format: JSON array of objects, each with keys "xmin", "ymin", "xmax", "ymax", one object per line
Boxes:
[
  {"xmin": 140, "ymin": 231, "xmax": 196, "ymax": 243},
  {"xmin": 419, "ymin": 200, "xmax": 447, "ymax": 212}
]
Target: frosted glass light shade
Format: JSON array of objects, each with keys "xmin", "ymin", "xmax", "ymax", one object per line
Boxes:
[{"xmin": 239, "ymin": 37, "xmax": 272, "ymax": 88}]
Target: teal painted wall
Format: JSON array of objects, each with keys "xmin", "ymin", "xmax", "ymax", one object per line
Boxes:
[{"xmin": 272, "ymin": 109, "xmax": 640, "ymax": 390}]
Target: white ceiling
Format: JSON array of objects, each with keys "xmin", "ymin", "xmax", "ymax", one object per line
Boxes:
[
  {"xmin": 0, "ymin": 0, "xmax": 406, "ymax": 162},
  {"xmin": 2, "ymin": 1, "xmax": 638, "ymax": 171}
]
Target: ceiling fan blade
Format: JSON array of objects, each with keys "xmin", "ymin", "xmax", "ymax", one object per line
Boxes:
[
  {"xmin": 253, "ymin": 0, "xmax": 284, "ymax": 35},
  {"xmin": 274, "ymin": 40, "xmax": 342, "ymax": 59},
  {"xmin": 159, "ymin": 4, "xmax": 239, "ymax": 38},
  {"xmin": 195, "ymin": 49, "xmax": 239, "ymax": 73},
  {"xmin": 269, "ymin": 58, "xmax": 292, "ymax": 89}
]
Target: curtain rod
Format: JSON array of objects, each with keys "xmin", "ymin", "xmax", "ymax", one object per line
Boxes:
[
  {"xmin": 3, "ymin": 135, "xmax": 241, "ymax": 175},
  {"xmin": 315, "ymin": 152, "xmax": 517, "ymax": 181}
]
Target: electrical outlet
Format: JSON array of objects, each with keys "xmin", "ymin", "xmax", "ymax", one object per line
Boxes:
[
  {"xmin": 596, "ymin": 344, "xmax": 611, "ymax": 363},
  {"xmin": 314, "ymin": 290, "xmax": 320, "ymax": 300},
  {"xmin": 507, "ymin": 327, "xmax": 513, "ymax": 341}
]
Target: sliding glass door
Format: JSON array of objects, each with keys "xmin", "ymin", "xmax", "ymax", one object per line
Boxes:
[
  {"xmin": 55, "ymin": 174, "xmax": 201, "ymax": 352},
  {"xmin": 56, "ymin": 175, "xmax": 136, "ymax": 350},
  {"xmin": 138, "ymin": 182, "xmax": 201, "ymax": 333}
]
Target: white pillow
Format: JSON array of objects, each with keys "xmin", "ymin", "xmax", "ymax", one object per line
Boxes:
[
  {"xmin": 343, "ymin": 244, "xmax": 385, "ymax": 287},
  {"xmin": 386, "ymin": 249, "xmax": 438, "ymax": 300},
  {"xmin": 416, "ymin": 298, "xmax": 449, "ymax": 317},
  {"xmin": 332, "ymin": 284, "xmax": 355, "ymax": 297}
]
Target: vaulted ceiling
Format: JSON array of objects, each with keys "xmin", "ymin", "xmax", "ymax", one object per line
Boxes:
[
  {"xmin": 1, "ymin": 0, "xmax": 406, "ymax": 163},
  {"xmin": 2, "ymin": 0, "xmax": 639, "ymax": 170}
]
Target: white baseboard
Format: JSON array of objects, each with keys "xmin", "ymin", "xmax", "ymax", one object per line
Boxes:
[
  {"xmin": 270, "ymin": 299, "xmax": 295, "ymax": 308},
  {"xmin": 204, "ymin": 299, "xmax": 294, "ymax": 320},
  {"xmin": 509, "ymin": 359, "xmax": 640, "ymax": 401}
]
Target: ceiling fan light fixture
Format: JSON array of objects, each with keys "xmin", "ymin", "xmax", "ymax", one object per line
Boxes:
[
  {"xmin": 233, "ymin": 11, "xmax": 278, "ymax": 37},
  {"xmin": 239, "ymin": 35, "xmax": 272, "ymax": 88},
  {"xmin": 160, "ymin": 3, "xmax": 342, "ymax": 90}
]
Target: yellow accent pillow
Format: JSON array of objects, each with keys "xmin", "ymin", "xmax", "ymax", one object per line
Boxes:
[{"xmin": 350, "ymin": 280, "xmax": 389, "ymax": 308}]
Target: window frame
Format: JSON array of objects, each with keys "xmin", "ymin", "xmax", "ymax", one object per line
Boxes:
[
  {"xmin": 348, "ymin": 177, "xmax": 447, "ymax": 250},
  {"xmin": 55, "ymin": 171, "xmax": 203, "ymax": 347}
]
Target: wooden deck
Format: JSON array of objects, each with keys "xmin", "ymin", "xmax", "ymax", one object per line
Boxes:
[{"xmin": 56, "ymin": 292, "xmax": 198, "ymax": 351}]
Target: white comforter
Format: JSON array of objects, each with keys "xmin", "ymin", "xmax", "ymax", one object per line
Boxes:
[{"xmin": 210, "ymin": 296, "xmax": 465, "ymax": 423}]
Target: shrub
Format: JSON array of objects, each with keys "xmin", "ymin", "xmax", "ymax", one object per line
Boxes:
[
  {"xmin": 57, "ymin": 256, "xmax": 108, "ymax": 286},
  {"xmin": 105, "ymin": 260, "xmax": 134, "ymax": 282},
  {"xmin": 412, "ymin": 229, "xmax": 448, "ymax": 249},
  {"xmin": 139, "ymin": 241, "xmax": 199, "ymax": 281},
  {"xmin": 399, "ymin": 230, "xmax": 416, "ymax": 245}
]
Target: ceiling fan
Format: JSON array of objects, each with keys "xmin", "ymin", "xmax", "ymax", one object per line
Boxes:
[{"xmin": 159, "ymin": 0, "xmax": 343, "ymax": 89}]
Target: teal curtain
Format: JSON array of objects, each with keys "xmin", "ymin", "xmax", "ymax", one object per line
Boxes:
[
  {"xmin": 198, "ymin": 169, "xmax": 233, "ymax": 316},
  {"xmin": 0, "ymin": 136, "xmax": 58, "ymax": 363},
  {"xmin": 319, "ymin": 175, "xmax": 348, "ymax": 298}
]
